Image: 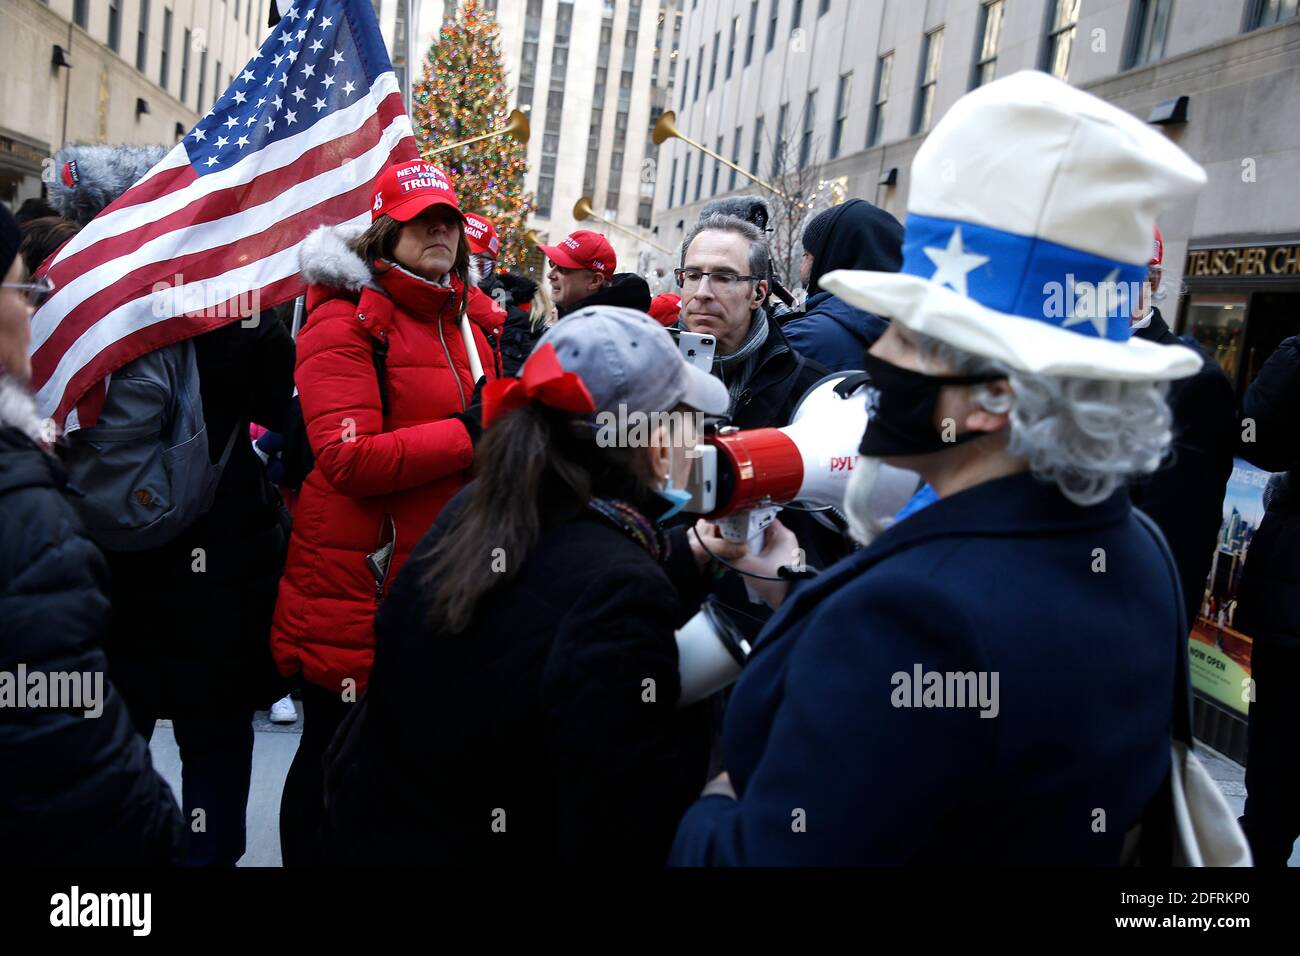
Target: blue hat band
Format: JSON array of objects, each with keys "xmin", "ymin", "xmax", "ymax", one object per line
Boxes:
[{"xmin": 899, "ymin": 213, "xmax": 1145, "ymax": 343}]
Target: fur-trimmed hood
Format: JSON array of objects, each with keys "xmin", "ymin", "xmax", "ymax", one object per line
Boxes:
[
  {"xmin": 48, "ymin": 143, "xmax": 171, "ymax": 227},
  {"xmin": 298, "ymin": 222, "xmax": 465, "ymax": 294},
  {"xmin": 0, "ymin": 374, "xmax": 48, "ymax": 444},
  {"xmin": 299, "ymin": 222, "xmax": 373, "ymax": 291}
]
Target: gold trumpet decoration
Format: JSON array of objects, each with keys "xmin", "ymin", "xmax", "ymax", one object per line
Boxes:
[
  {"xmin": 573, "ymin": 197, "xmax": 674, "ymax": 255},
  {"xmin": 652, "ymin": 110, "xmax": 795, "ymax": 205},
  {"xmin": 428, "ymin": 109, "xmax": 531, "ymax": 156}
]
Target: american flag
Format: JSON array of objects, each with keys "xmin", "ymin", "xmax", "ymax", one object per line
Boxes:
[{"xmin": 30, "ymin": 0, "xmax": 418, "ymax": 429}]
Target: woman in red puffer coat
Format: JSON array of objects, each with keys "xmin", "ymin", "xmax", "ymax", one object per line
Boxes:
[{"xmin": 272, "ymin": 162, "xmax": 499, "ymax": 865}]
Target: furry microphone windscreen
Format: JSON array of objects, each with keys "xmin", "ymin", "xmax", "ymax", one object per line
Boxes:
[
  {"xmin": 697, "ymin": 196, "xmax": 773, "ymax": 232},
  {"xmin": 48, "ymin": 144, "xmax": 171, "ymax": 227}
]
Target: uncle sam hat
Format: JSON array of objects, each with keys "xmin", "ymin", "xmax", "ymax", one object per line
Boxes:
[{"xmin": 822, "ymin": 71, "xmax": 1206, "ymax": 381}]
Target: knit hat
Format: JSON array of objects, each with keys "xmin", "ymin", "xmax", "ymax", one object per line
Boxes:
[
  {"xmin": 801, "ymin": 205, "xmax": 838, "ymax": 259},
  {"xmin": 0, "ymin": 206, "xmax": 22, "ymax": 278}
]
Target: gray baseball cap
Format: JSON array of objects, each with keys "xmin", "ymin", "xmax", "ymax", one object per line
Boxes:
[{"xmin": 534, "ymin": 305, "xmax": 729, "ymax": 417}]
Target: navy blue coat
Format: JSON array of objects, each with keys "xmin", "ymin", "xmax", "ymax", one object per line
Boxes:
[
  {"xmin": 782, "ymin": 291, "xmax": 888, "ymax": 373},
  {"xmin": 670, "ymin": 472, "xmax": 1180, "ymax": 865}
]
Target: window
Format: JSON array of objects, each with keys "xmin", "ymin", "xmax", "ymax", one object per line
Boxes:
[
  {"xmin": 709, "ymin": 31, "xmax": 719, "ymax": 91},
  {"xmin": 695, "ymin": 147, "xmax": 704, "ymax": 200},
  {"xmin": 709, "ymin": 136, "xmax": 722, "ymax": 195},
  {"xmin": 136, "ymin": 0, "xmax": 150, "ymax": 72},
  {"xmin": 767, "ymin": 3, "xmax": 778, "ymax": 51},
  {"xmin": 1248, "ymin": 0, "xmax": 1299, "ymax": 29},
  {"xmin": 606, "ymin": 148, "xmax": 623, "ymax": 212},
  {"xmin": 197, "ymin": 47, "xmax": 207, "ymax": 109},
  {"xmin": 73, "ymin": 0, "xmax": 88, "ymax": 28},
  {"xmin": 913, "ymin": 28, "xmax": 943, "ymax": 135},
  {"xmin": 1044, "ymin": 0, "xmax": 1079, "ymax": 81},
  {"xmin": 792, "ymin": 0, "xmax": 804, "ymax": 29},
  {"xmin": 682, "ymin": 155, "xmax": 691, "ymax": 206},
  {"xmin": 181, "ymin": 28, "xmax": 191, "ymax": 103},
  {"xmin": 668, "ymin": 157, "xmax": 678, "ymax": 207},
  {"xmin": 726, "ymin": 16, "xmax": 738, "ymax": 78},
  {"xmin": 972, "ymin": 0, "xmax": 1004, "ymax": 88},
  {"xmin": 537, "ymin": 3, "xmax": 574, "ymax": 217},
  {"xmin": 831, "ymin": 72, "xmax": 851, "ymax": 158},
  {"xmin": 537, "ymin": 176, "xmax": 555, "ymax": 218},
  {"xmin": 215, "ymin": 60, "xmax": 222, "ymax": 107},
  {"xmin": 680, "ymin": 58, "xmax": 690, "ymax": 107},
  {"xmin": 1128, "ymin": 0, "xmax": 1173, "ymax": 67},
  {"xmin": 745, "ymin": 0, "xmax": 758, "ymax": 66},
  {"xmin": 694, "ymin": 44, "xmax": 703, "ymax": 100},
  {"xmin": 819, "ymin": 0, "xmax": 831, "ymax": 14},
  {"xmin": 638, "ymin": 199, "xmax": 653, "ymax": 228},
  {"xmin": 160, "ymin": 7, "xmax": 172, "ymax": 89},
  {"xmin": 730, "ymin": 125, "xmax": 743, "ymax": 190},
  {"xmin": 108, "ymin": 0, "xmax": 122, "ymax": 52},
  {"xmin": 773, "ymin": 102, "xmax": 788, "ymax": 177},
  {"xmin": 800, "ymin": 91, "xmax": 816, "ymax": 168},
  {"xmin": 518, "ymin": 0, "xmax": 543, "ymax": 111},
  {"xmin": 751, "ymin": 116, "xmax": 764, "ymax": 180},
  {"xmin": 867, "ymin": 52, "xmax": 892, "ymax": 147}
]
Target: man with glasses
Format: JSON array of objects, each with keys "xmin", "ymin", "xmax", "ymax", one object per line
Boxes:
[
  {"xmin": 677, "ymin": 214, "xmax": 825, "ymax": 430},
  {"xmin": 540, "ymin": 229, "xmax": 651, "ymax": 319}
]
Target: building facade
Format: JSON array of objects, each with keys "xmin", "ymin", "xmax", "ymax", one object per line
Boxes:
[
  {"xmin": 656, "ymin": 0, "xmax": 1299, "ymax": 333},
  {"xmin": 374, "ymin": 0, "xmax": 680, "ymax": 275},
  {"xmin": 1, "ymin": 0, "xmax": 268, "ymax": 207}
]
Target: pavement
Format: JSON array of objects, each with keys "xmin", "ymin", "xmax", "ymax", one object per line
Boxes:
[
  {"xmin": 148, "ymin": 702, "xmax": 303, "ymax": 868},
  {"xmin": 149, "ymin": 709, "xmax": 1298, "ymax": 867}
]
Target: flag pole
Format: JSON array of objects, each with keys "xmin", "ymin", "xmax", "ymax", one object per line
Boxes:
[{"xmin": 405, "ymin": 0, "xmax": 417, "ymax": 117}]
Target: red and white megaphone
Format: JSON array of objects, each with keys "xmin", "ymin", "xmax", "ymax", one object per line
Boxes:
[
  {"xmin": 683, "ymin": 371, "xmax": 920, "ymax": 549},
  {"xmin": 674, "ymin": 372, "xmax": 922, "ymax": 705}
]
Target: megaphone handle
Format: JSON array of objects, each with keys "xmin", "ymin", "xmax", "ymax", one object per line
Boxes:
[{"xmin": 718, "ymin": 513, "xmax": 750, "ymax": 546}]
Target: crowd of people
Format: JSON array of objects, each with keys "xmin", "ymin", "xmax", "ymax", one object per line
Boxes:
[{"xmin": 1, "ymin": 70, "xmax": 1296, "ymax": 867}]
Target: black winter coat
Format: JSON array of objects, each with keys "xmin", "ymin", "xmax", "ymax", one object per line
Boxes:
[
  {"xmin": 479, "ymin": 272, "xmax": 539, "ymax": 377},
  {"xmin": 99, "ymin": 314, "xmax": 296, "ymax": 722},
  {"xmin": 0, "ymin": 423, "xmax": 185, "ymax": 864},
  {"xmin": 321, "ymin": 488, "xmax": 711, "ymax": 865},
  {"xmin": 1236, "ymin": 334, "xmax": 1300, "ymax": 649},
  {"xmin": 724, "ymin": 314, "xmax": 828, "ymax": 431},
  {"xmin": 557, "ymin": 272, "xmax": 652, "ymax": 319},
  {"xmin": 1129, "ymin": 308, "xmax": 1237, "ymax": 625}
]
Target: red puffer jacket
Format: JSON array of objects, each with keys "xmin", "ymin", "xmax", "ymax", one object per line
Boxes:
[{"xmin": 271, "ymin": 223, "xmax": 500, "ymax": 694}]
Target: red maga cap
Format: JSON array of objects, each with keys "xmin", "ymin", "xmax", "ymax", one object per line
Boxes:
[
  {"xmin": 371, "ymin": 162, "xmax": 465, "ymax": 224},
  {"xmin": 540, "ymin": 230, "xmax": 616, "ymax": 279},
  {"xmin": 464, "ymin": 211, "xmax": 500, "ymax": 257},
  {"xmin": 1150, "ymin": 226, "xmax": 1163, "ymax": 267}
]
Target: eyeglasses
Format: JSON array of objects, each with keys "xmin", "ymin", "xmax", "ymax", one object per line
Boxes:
[
  {"xmin": 675, "ymin": 269, "xmax": 761, "ymax": 292},
  {"xmin": 1, "ymin": 276, "xmax": 55, "ymax": 308}
]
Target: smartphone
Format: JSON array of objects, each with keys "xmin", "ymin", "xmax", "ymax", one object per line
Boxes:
[{"xmin": 676, "ymin": 331, "xmax": 716, "ymax": 372}]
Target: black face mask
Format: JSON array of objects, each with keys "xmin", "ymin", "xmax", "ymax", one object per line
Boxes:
[{"xmin": 858, "ymin": 350, "xmax": 1006, "ymax": 458}]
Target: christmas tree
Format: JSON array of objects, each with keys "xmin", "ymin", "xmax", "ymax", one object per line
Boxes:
[{"xmin": 412, "ymin": 0, "xmax": 533, "ymax": 273}]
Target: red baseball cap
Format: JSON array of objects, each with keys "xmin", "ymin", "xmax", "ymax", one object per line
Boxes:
[
  {"xmin": 464, "ymin": 211, "xmax": 500, "ymax": 257},
  {"xmin": 371, "ymin": 161, "xmax": 465, "ymax": 224},
  {"xmin": 1149, "ymin": 226, "xmax": 1163, "ymax": 266},
  {"xmin": 540, "ymin": 230, "xmax": 616, "ymax": 280},
  {"xmin": 648, "ymin": 293, "xmax": 682, "ymax": 327}
]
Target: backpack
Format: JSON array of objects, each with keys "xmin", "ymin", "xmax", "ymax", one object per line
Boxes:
[
  {"xmin": 271, "ymin": 331, "xmax": 390, "ymax": 493},
  {"xmin": 62, "ymin": 338, "xmax": 237, "ymax": 552}
]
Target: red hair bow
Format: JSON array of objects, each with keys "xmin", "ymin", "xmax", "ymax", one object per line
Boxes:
[{"xmin": 482, "ymin": 343, "xmax": 597, "ymax": 428}]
